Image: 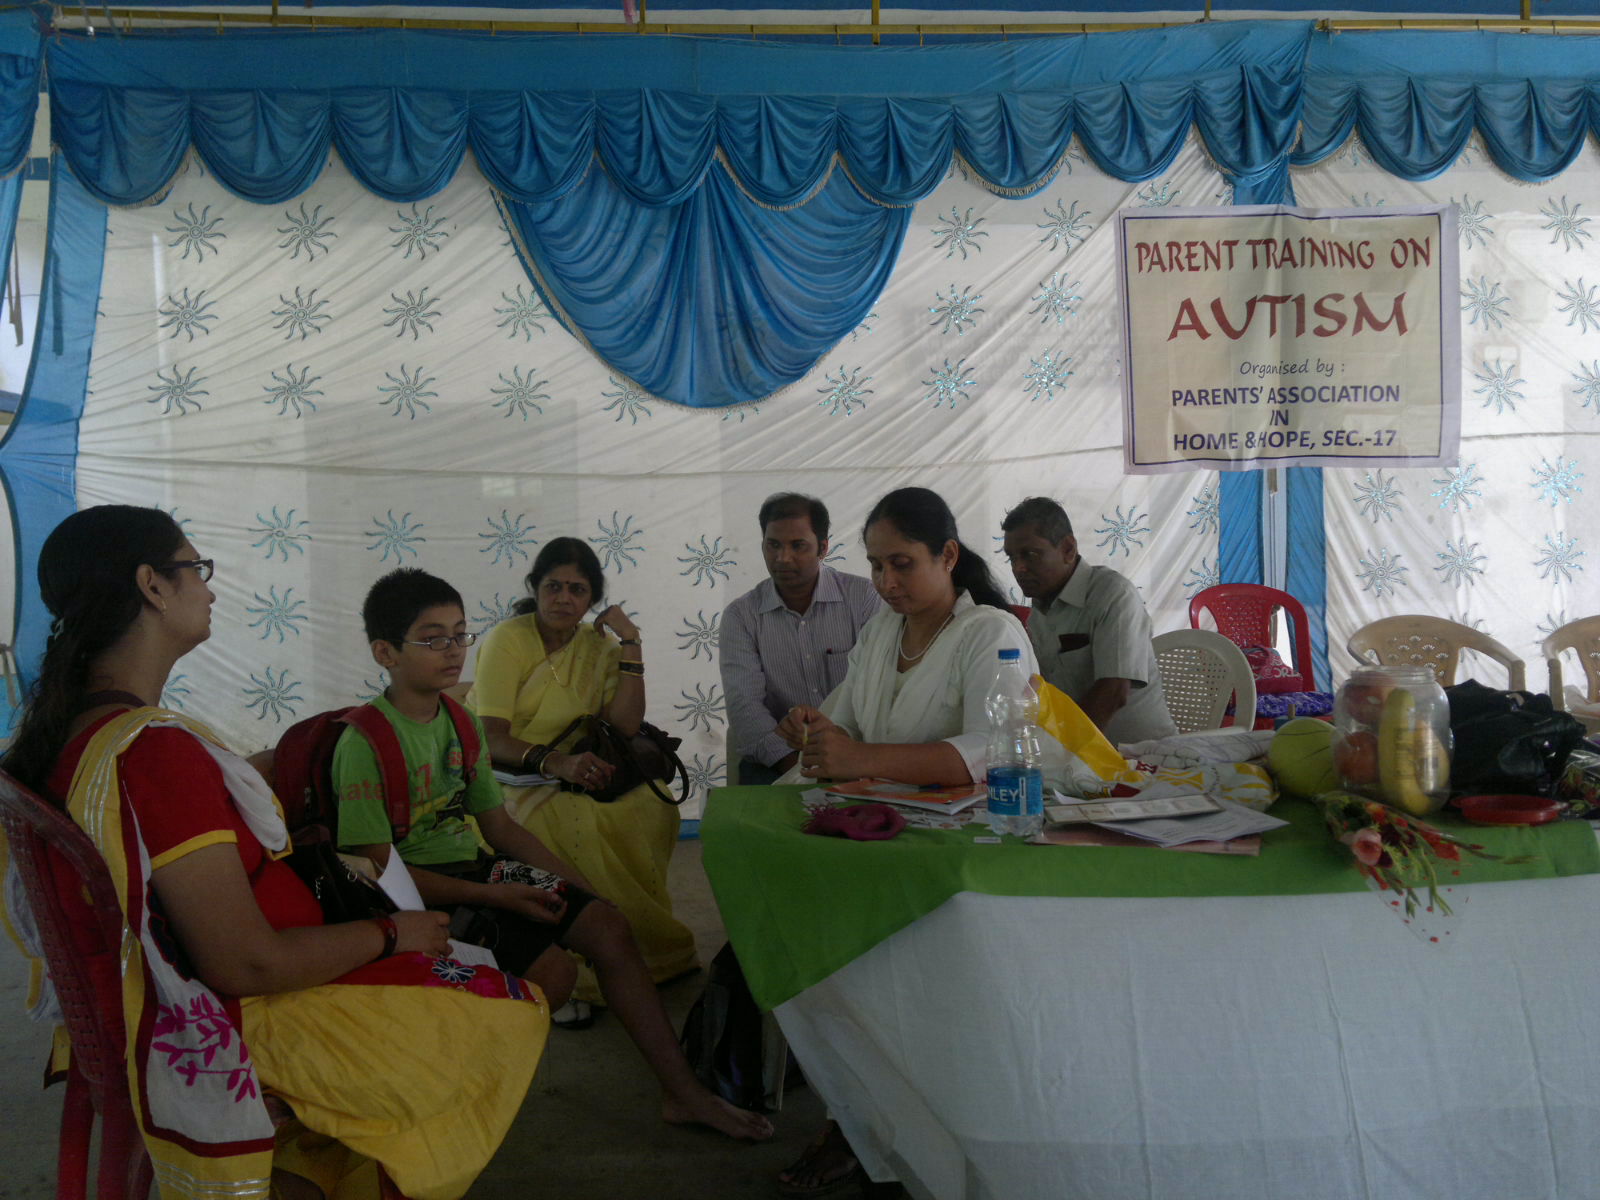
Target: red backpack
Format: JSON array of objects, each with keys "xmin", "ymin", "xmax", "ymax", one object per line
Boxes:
[{"xmin": 273, "ymin": 694, "xmax": 482, "ymax": 845}]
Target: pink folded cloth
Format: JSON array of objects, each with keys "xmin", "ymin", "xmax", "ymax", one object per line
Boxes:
[{"xmin": 803, "ymin": 802, "xmax": 907, "ymax": 841}]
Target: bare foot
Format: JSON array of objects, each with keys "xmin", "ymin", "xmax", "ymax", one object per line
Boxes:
[
  {"xmin": 661, "ymin": 1086, "xmax": 775, "ymax": 1141},
  {"xmin": 778, "ymin": 1121, "xmax": 862, "ymax": 1196}
]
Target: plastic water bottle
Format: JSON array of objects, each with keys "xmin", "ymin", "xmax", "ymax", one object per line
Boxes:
[{"xmin": 986, "ymin": 648, "xmax": 1044, "ymax": 838}]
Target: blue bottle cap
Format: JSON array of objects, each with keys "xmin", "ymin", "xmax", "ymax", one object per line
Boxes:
[{"xmin": 998, "ymin": 648, "xmax": 1021, "ymax": 661}]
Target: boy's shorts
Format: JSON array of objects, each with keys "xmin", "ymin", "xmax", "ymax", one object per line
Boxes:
[{"xmin": 429, "ymin": 855, "xmax": 597, "ymax": 978}]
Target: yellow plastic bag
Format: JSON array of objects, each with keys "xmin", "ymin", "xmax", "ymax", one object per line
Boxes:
[{"xmin": 1033, "ymin": 677, "xmax": 1140, "ymax": 785}]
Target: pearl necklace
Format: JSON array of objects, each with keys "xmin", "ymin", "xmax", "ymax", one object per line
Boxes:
[{"xmin": 898, "ymin": 609, "xmax": 955, "ymax": 663}]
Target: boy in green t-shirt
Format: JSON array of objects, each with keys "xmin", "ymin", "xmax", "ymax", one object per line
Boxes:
[{"xmin": 335, "ymin": 568, "xmax": 772, "ymax": 1143}]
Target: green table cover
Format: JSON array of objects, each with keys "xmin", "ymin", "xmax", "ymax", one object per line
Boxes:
[{"xmin": 701, "ymin": 785, "xmax": 1600, "ymax": 1011}]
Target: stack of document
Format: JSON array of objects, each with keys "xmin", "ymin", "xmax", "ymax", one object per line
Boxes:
[{"xmin": 1047, "ymin": 788, "xmax": 1287, "ymax": 848}]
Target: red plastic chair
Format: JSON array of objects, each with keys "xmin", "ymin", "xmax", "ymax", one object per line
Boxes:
[
  {"xmin": 0, "ymin": 768, "xmax": 153, "ymax": 1200},
  {"xmin": 1188, "ymin": 584, "xmax": 1318, "ymax": 692}
]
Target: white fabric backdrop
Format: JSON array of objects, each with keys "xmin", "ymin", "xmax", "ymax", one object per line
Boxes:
[
  {"xmin": 77, "ymin": 142, "xmax": 1231, "ymax": 812},
  {"xmin": 1294, "ymin": 137, "xmax": 1599, "ymax": 692}
]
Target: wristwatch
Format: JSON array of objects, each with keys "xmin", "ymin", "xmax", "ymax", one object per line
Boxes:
[{"xmin": 619, "ymin": 637, "xmax": 642, "ymax": 646}]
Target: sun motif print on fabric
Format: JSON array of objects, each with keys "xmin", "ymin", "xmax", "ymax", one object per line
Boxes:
[
  {"xmin": 822, "ymin": 539, "xmax": 848, "ymax": 566},
  {"xmin": 474, "ymin": 594, "xmax": 516, "ymax": 634},
  {"xmin": 923, "ymin": 357, "xmax": 977, "ymax": 409},
  {"xmin": 1571, "ymin": 361, "xmax": 1600, "ymax": 417},
  {"xmin": 1434, "ymin": 539, "xmax": 1487, "ymax": 588},
  {"xmin": 377, "ymin": 364, "xmax": 437, "ymax": 419},
  {"xmin": 263, "ymin": 364, "xmax": 323, "ymax": 417},
  {"xmin": 1348, "ymin": 192, "xmax": 1387, "ymax": 208},
  {"xmin": 359, "ymin": 673, "xmax": 389, "ymax": 702},
  {"xmin": 243, "ymin": 667, "xmax": 304, "ymax": 723},
  {"xmin": 1135, "ymin": 181, "xmax": 1179, "ymax": 207},
  {"xmin": 249, "ymin": 507, "xmax": 311, "ymax": 561},
  {"xmin": 1471, "ymin": 359, "xmax": 1525, "ymax": 415},
  {"xmin": 1446, "ymin": 611, "xmax": 1486, "ymax": 632},
  {"xmin": 495, "ymin": 286, "xmax": 548, "ymax": 340},
  {"xmin": 1334, "ymin": 135, "xmax": 1370, "ymax": 170},
  {"xmin": 490, "ymin": 368, "xmax": 549, "ymax": 419},
  {"xmin": 161, "ymin": 674, "xmax": 192, "ymax": 711},
  {"xmin": 1022, "ymin": 350, "xmax": 1074, "ymax": 403},
  {"xmin": 1213, "ymin": 182, "xmax": 1237, "ymax": 207},
  {"xmin": 1356, "ymin": 547, "xmax": 1409, "ymax": 596},
  {"xmin": 383, "ymin": 288, "xmax": 441, "ymax": 340},
  {"xmin": 931, "ymin": 206, "xmax": 989, "ymax": 259},
  {"xmin": 1541, "ymin": 196, "xmax": 1593, "ymax": 252},
  {"xmin": 817, "ymin": 366, "xmax": 872, "ymax": 416},
  {"xmin": 929, "ymin": 285, "xmax": 984, "ymax": 336},
  {"xmin": 1184, "ymin": 557, "xmax": 1220, "ymax": 597},
  {"xmin": 677, "ymin": 612, "xmax": 721, "ymax": 663},
  {"xmin": 673, "ymin": 682, "xmax": 726, "ymax": 734},
  {"xmin": 389, "ymin": 203, "xmax": 449, "ymax": 260},
  {"xmin": 683, "ymin": 753, "xmax": 725, "ymax": 801},
  {"xmin": 246, "ymin": 586, "xmax": 309, "ymax": 643},
  {"xmin": 1532, "ymin": 456, "xmax": 1584, "ymax": 506},
  {"xmin": 678, "ymin": 536, "xmax": 736, "ymax": 587},
  {"xmin": 851, "ymin": 310, "xmax": 879, "ymax": 341},
  {"xmin": 720, "ymin": 403, "xmax": 760, "ymax": 422},
  {"xmin": 272, "ymin": 287, "xmax": 332, "ymax": 340},
  {"xmin": 592, "ymin": 511, "xmax": 644, "ymax": 572},
  {"xmin": 1186, "ymin": 485, "xmax": 1220, "ymax": 536},
  {"xmin": 365, "ymin": 510, "xmax": 426, "ymax": 564},
  {"xmin": 1461, "ymin": 277, "xmax": 1510, "ymax": 330},
  {"xmin": 147, "ymin": 365, "xmax": 208, "ymax": 415},
  {"xmin": 1353, "ymin": 470, "xmax": 1403, "ymax": 523},
  {"xmin": 1535, "ymin": 534, "xmax": 1585, "ymax": 584},
  {"xmin": 165, "ymin": 203, "xmax": 226, "ymax": 262},
  {"xmin": 601, "ymin": 376, "xmax": 652, "ymax": 424},
  {"xmin": 1454, "ymin": 195, "xmax": 1495, "ymax": 250},
  {"xmin": 1538, "ymin": 611, "xmax": 1570, "ymax": 638},
  {"xmin": 1037, "ymin": 199, "xmax": 1093, "ymax": 252},
  {"xmin": 163, "ymin": 506, "xmax": 192, "ymax": 533},
  {"xmin": 1030, "ymin": 273, "xmax": 1083, "ymax": 325},
  {"xmin": 276, "ymin": 202, "xmax": 338, "ymax": 261},
  {"xmin": 479, "ymin": 510, "xmax": 538, "ymax": 567},
  {"xmin": 1094, "ymin": 506, "xmax": 1150, "ymax": 558},
  {"xmin": 159, "ymin": 289, "xmax": 218, "ymax": 342},
  {"xmin": 1430, "ymin": 464, "xmax": 1484, "ymax": 513},
  {"xmin": 1555, "ymin": 278, "xmax": 1600, "ymax": 333}
]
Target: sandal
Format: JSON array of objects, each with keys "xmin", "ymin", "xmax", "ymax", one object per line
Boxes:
[
  {"xmin": 551, "ymin": 999, "xmax": 595, "ymax": 1030},
  {"xmin": 777, "ymin": 1124, "xmax": 864, "ymax": 1197}
]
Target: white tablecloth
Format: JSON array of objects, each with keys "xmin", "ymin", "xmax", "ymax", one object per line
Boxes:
[{"xmin": 775, "ymin": 879, "xmax": 1600, "ymax": 1200}]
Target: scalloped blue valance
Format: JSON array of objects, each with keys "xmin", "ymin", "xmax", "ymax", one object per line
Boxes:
[
  {"xmin": 45, "ymin": 23, "xmax": 1311, "ymax": 407},
  {"xmin": 1297, "ymin": 30, "xmax": 1600, "ymax": 181}
]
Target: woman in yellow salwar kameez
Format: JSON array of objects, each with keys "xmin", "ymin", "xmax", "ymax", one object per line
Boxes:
[
  {"xmin": 2, "ymin": 507, "xmax": 548, "ymax": 1200},
  {"xmin": 469, "ymin": 538, "xmax": 698, "ymax": 1021}
]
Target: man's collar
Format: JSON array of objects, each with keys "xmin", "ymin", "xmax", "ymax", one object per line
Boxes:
[
  {"xmin": 1040, "ymin": 560, "xmax": 1090, "ymax": 612},
  {"xmin": 757, "ymin": 565, "xmax": 841, "ymax": 614}
]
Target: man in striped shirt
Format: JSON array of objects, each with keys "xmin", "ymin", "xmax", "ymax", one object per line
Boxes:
[{"xmin": 720, "ymin": 493, "xmax": 882, "ymax": 785}]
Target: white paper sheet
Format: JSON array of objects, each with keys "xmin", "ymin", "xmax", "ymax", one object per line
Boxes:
[{"xmin": 370, "ymin": 846, "xmax": 499, "ymax": 969}]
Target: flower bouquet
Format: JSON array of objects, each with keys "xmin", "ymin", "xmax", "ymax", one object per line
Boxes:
[{"xmin": 1316, "ymin": 790, "xmax": 1518, "ymax": 924}]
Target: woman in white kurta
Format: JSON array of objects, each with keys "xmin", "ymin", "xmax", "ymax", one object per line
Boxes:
[
  {"xmin": 778, "ymin": 485, "xmax": 1036, "ymax": 787},
  {"xmin": 773, "ymin": 486, "xmax": 1036, "ymax": 1197}
]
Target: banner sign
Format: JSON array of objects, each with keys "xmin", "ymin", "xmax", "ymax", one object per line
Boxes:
[{"xmin": 1116, "ymin": 205, "xmax": 1459, "ymax": 474}]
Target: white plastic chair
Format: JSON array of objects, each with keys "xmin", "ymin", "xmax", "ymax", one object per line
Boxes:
[
  {"xmin": 1542, "ymin": 615, "xmax": 1600, "ymax": 717},
  {"xmin": 1347, "ymin": 615, "xmax": 1526, "ymax": 690},
  {"xmin": 1153, "ymin": 629, "xmax": 1258, "ymax": 734}
]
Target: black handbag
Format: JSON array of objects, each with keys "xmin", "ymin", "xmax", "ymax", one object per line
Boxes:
[
  {"xmin": 1445, "ymin": 680, "xmax": 1588, "ymax": 797},
  {"xmin": 286, "ymin": 842, "xmax": 398, "ymax": 923},
  {"xmin": 550, "ymin": 714, "xmax": 690, "ymax": 805}
]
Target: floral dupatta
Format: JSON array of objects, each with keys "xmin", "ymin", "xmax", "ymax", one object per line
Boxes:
[{"xmin": 63, "ymin": 708, "xmax": 281, "ymax": 1199}]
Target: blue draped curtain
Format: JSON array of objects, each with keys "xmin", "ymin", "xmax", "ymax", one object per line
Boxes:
[{"xmin": 45, "ymin": 23, "xmax": 1310, "ymax": 409}]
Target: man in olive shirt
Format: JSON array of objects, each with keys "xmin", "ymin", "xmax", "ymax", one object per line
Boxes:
[{"xmin": 1000, "ymin": 496, "xmax": 1177, "ymax": 745}]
